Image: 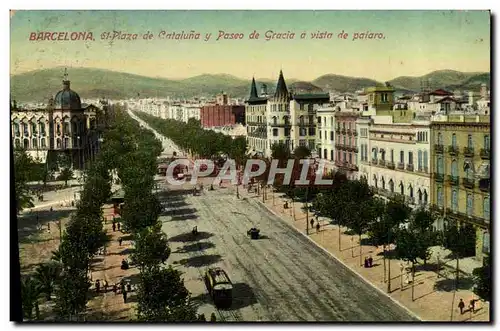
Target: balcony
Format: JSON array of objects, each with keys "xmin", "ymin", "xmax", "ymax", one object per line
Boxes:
[
  {"xmin": 462, "ymin": 177, "xmax": 475, "ymax": 189},
  {"xmin": 406, "ymin": 164, "xmax": 414, "ymax": 172},
  {"xmin": 480, "ymin": 148, "xmax": 490, "ymax": 160},
  {"xmin": 479, "ymin": 178, "xmax": 490, "ymax": 192},
  {"xmin": 434, "ymin": 144, "xmax": 444, "ymax": 154},
  {"xmin": 335, "ymin": 128, "xmax": 341, "ymax": 133},
  {"xmin": 463, "ymin": 147, "xmax": 474, "ymax": 157},
  {"xmin": 353, "ymin": 131, "xmax": 358, "ymax": 136},
  {"xmin": 386, "ymin": 161, "xmax": 395, "ymax": 170},
  {"xmin": 448, "ymin": 145, "xmax": 459, "ymax": 156},
  {"xmin": 335, "ymin": 143, "xmax": 344, "ymax": 150},
  {"xmin": 397, "ymin": 163, "xmax": 405, "ymax": 170},
  {"xmin": 447, "ymin": 175, "xmax": 459, "ymax": 186},
  {"xmin": 378, "ymin": 159, "xmax": 386, "ymax": 167},
  {"xmin": 341, "ymin": 128, "xmax": 347, "ymax": 134},
  {"xmin": 371, "ymin": 158, "xmax": 377, "ymax": 164},
  {"xmin": 445, "ymin": 208, "xmax": 489, "ymax": 227},
  {"xmin": 434, "ymin": 173, "xmax": 444, "ymax": 182},
  {"xmin": 271, "ymin": 122, "xmax": 291, "ymax": 128}
]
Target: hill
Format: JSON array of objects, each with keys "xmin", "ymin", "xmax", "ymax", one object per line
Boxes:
[{"xmin": 10, "ymin": 67, "xmax": 490, "ymax": 102}]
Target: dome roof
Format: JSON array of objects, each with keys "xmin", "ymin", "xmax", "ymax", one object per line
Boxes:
[{"xmin": 53, "ymin": 80, "xmax": 82, "ymax": 110}]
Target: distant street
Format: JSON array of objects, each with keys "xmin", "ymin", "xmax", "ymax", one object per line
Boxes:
[{"xmin": 132, "ymin": 110, "xmax": 417, "ymax": 321}]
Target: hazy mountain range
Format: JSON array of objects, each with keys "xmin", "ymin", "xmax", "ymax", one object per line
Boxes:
[{"xmin": 10, "ymin": 67, "xmax": 490, "ymax": 102}]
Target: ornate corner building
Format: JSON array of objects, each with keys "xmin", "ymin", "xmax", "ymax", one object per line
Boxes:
[{"xmin": 10, "ymin": 69, "xmax": 109, "ymax": 171}]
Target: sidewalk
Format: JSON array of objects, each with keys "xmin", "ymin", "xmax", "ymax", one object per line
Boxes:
[{"xmin": 231, "ymin": 185, "xmax": 490, "ymax": 322}]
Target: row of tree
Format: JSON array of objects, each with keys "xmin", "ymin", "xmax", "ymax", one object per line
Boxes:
[{"xmin": 110, "ymin": 108, "xmax": 202, "ymax": 321}]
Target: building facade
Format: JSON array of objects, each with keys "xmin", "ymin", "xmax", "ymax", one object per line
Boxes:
[
  {"xmin": 200, "ymin": 92, "xmax": 245, "ymax": 128},
  {"xmin": 334, "ymin": 111, "xmax": 359, "ymax": 179},
  {"xmin": 430, "ymin": 114, "xmax": 491, "ymax": 260},
  {"xmin": 11, "ymin": 70, "xmax": 106, "ymax": 171}
]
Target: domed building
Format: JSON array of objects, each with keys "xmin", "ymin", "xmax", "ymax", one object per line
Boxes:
[{"xmin": 10, "ymin": 68, "xmax": 108, "ymax": 172}]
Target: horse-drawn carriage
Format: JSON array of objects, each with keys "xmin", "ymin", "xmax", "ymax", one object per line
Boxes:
[{"xmin": 247, "ymin": 227, "xmax": 260, "ymax": 240}]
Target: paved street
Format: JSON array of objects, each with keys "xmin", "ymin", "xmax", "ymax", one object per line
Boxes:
[
  {"xmin": 130, "ymin": 110, "xmax": 417, "ymax": 321},
  {"xmin": 158, "ymin": 180, "xmax": 417, "ymax": 321}
]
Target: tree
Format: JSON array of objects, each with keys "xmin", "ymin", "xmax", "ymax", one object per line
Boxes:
[
  {"xmin": 21, "ymin": 276, "xmax": 40, "ymax": 320},
  {"xmin": 293, "ymin": 146, "xmax": 311, "ymax": 160},
  {"xmin": 472, "ymin": 255, "xmax": 490, "ymax": 302},
  {"xmin": 57, "ymin": 167, "xmax": 74, "ymax": 187},
  {"xmin": 409, "ymin": 208, "xmax": 437, "ymax": 266},
  {"xmin": 34, "ymin": 262, "xmax": 61, "ymax": 301},
  {"xmin": 131, "ymin": 222, "xmax": 171, "ymax": 271},
  {"xmin": 394, "ymin": 227, "xmax": 432, "ymax": 300},
  {"xmin": 136, "ymin": 266, "xmax": 198, "ymax": 322},
  {"xmin": 53, "ymin": 268, "xmax": 91, "ymax": 321},
  {"xmin": 14, "ymin": 149, "xmax": 36, "ymax": 213}
]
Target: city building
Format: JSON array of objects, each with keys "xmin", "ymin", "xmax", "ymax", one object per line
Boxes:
[
  {"xmin": 430, "ymin": 113, "xmax": 490, "ymax": 260},
  {"xmin": 10, "ymin": 69, "xmax": 107, "ymax": 171},
  {"xmin": 316, "ymin": 107, "xmax": 336, "ymax": 173},
  {"xmin": 245, "ymin": 71, "xmax": 329, "ymax": 157},
  {"xmin": 200, "ymin": 92, "xmax": 245, "ymax": 128},
  {"xmin": 334, "ymin": 111, "xmax": 360, "ymax": 179}
]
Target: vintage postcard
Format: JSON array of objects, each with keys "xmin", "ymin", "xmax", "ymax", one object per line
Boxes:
[{"xmin": 10, "ymin": 10, "xmax": 491, "ymax": 323}]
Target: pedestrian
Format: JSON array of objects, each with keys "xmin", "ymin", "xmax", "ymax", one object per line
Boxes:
[
  {"xmin": 119, "ymin": 237, "xmax": 123, "ymax": 246},
  {"xmin": 368, "ymin": 256, "xmax": 373, "ymax": 268},
  {"xmin": 95, "ymin": 279, "xmax": 101, "ymax": 293},
  {"xmin": 47, "ymin": 222, "xmax": 51, "ymax": 232},
  {"xmin": 469, "ymin": 299, "xmax": 476, "ymax": 313},
  {"xmin": 104, "ymin": 280, "xmax": 109, "ymax": 292},
  {"xmin": 117, "ymin": 222, "xmax": 121, "ymax": 231},
  {"xmin": 50, "ymin": 206, "xmax": 53, "ymax": 212},
  {"xmin": 113, "ymin": 284, "xmax": 118, "ymax": 294},
  {"xmin": 316, "ymin": 223, "xmax": 320, "ymax": 232},
  {"xmin": 127, "ymin": 283, "xmax": 132, "ymax": 292},
  {"xmin": 310, "ymin": 218, "xmax": 315, "ymax": 228},
  {"xmin": 364, "ymin": 257, "xmax": 369, "ymax": 268},
  {"xmin": 112, "ymin": 222, "xmax": 116, "ymax": 232},
  {"xmin": 122, "ymin": 289, "xmax": 127, "ymax": 303},
  {"xmin": 458, "ymin": 298, "xmax": 465, "ymax": 314}
]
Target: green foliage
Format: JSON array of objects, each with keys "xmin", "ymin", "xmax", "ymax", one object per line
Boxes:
[
  {"xmin": 34, "ymin": 262, "xmax": 62, "ymax": 301},
  {"xmin": 394, "ymin": 227, "xmax": 432, "ymax": 264},
  {"xmin": 293, "ymin": 146, "xmax": 311, "ymax": 160},
  {"xmin": 472, "ymin": 255, "xmax": 491, "ymax": 302},
  {"xmin": 442, "ymin": 220, "xmax": 476, "ymax": 258},
  {"xmin": 136, "ymin": 266, "xmax": 198, "ymax": 322},
  {"xmin": 57, "ymin": 167, "xmax": 74, "ymax": 186},
  {"xmin": 53, "ymin": 268, "xmax": 91, "ymax": 321},
  {"xmin": 21, "ymin": 276, "xmax": 40, "ymax": 320},
  {"xmin": 131, "ymin": 222, "xmax": 171, "ymax": 271},
  {"xmin": 13, "ymin": 149, "xmax": 37, "ymax": 212}
]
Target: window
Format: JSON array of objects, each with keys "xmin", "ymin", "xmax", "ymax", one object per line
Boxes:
[
  {"xmin": 284, "ymin": 128, "xmax": 290, "ymax": 136},
  {"xmin": 452, "ymin": 133, "xmax": 457, "ymax": 147},
  {"xmin": 23, "ymin": 138, "xmax": 29, "ymax": 149},
  {"xmin": 437, "ymin": 187, "xmax": 443, "ymax": 207},
  {"xmin": 390, "ymin": 149, "xmax": 394, "ymax": 163},
  {"xmin": 452, "ymin": 190, "xmax": 458, "ymax": 211},
  {"xmin": 32, "ymin": 138, "xmax": 37, "ymax": 148},
  {"xmin": 337, "ymin": 150, "xmax": 341, "ymax": 161},
  {"xmin": 466, "ymin": 194, "xmax": 473, "ymax": 215},
  {"xmin": 381, "ymin": 177, "xmax": 385, "ymax": 189},
  {"xmin": 343, "ymin": 151, "xmax": 346, "ymax": 162},
  {"xmin": 348, "ymin": 123, "xmax": 351, "ymax": 130},
  {"xmin": 299, "ymin": 104, "xmax": 304, "ymax": 111},
  {"xmin": 437, "ymin": 156, "xmax": 444, "ymax": 174},
  {"xmin": 41, "ymin": 138, "xmax": 46, "ymax": 148},
  {"xmin": 400, "ymin": 182, "xmax": 404, "ymax": 195},
  {"xmin": 342, "ymin": 123, "xmax": 346, "ymax": 129},
  {"xmin": 399, "ymin": 150, "xmax": 404, "ymax": 164},
  {"xmin": 14, "ymin": 139, "xmax": 20, "ymax": 148},
  {"xmin": 56, "ymin": 123, "xmax": 61, "ymax": 136},
  {"xmin": 31, "ymin": 122, "xmax": 37, "ymax": 135},
  {"xmin": 319, "ymin": 131, "xmax": 322, "ymax": 139},
  {"xmin": 273, "ymin": 128, "xmax": 278, "ymax": 137},
  {"xmin": 22, "ymin": 123, "xmax": 29, "ymax": 136},
  {"xmin": 330, "ymin": 131, "xmax": 334, "ymax": 141},
  {"xmin": 409, "ymin": 185, "xmax": 413, "ymax": 198},
  {"xmin": 483, "ymin": 197, "xmax": 490, "ymax": 220},
  {"xmin": 308, "ymin": 104, "xmax": 313, "ymax": 112},
  {"xmin": 389, "ymin": 179, "xmax": 394, "ymax": 193},
  {"xmin": 273, "ymin": 116, "xmax": 277, "ymax": 125},
  {"xmin": 348, "ymin": 153, "xmax": 352, "ymax": 164},
  {"xmin": 63, "ymin": 122, "xmax": 70, "ymax": 136},
  {"xmin": 484, "ymin": 135, "xmax": 490, "ymax": 149},
  {"xmin": 423, "ymin": 190, "xmax": 428, "ymax": 204},
  {"xmin": 373, "ymin": 175, "xmax": 378, "ymax": 188},
  {"xmin": 408, "ymin": 151, "xmax": 413, "ymax": 165},
  {"xmin": 14, "ymin": 123, "xmax": 20, "ymax": 137},
  {"xmin": 418, "ymin": 151, "xmax": 423, "ymax": 170},
  {"xmin": 324, "ymin": 149, "xmax": 328, "ymax": 159},
  {"xmin": 381, "ymin": 93, "xmax": 388, "ymax": 102},
  {"xmin": 373, "ymin": 148, "xmax": 378, "ymax": 160},
  {"xmin": 437, "ymin": 132, "xmax": 443, "ymax": 145},
  {"xmin": 330, "ymin": 150, "xmax": 334, "ymax": 161},
  {"xmin": 299, "ymin": 116, "xmax": 304, "ymax": 126},
  {"xmin": 423, "ymin": 151, "xmax": 428, "ymax": 171},
  {"xmin": 343, "ymin": 136, "xmax": 346, "ymax": 145},
  {"xmin": 467, "ymin": 134, "xmax": 473, "ymax": 149}
]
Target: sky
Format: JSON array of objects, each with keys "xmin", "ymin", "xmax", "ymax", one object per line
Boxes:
[{"xmin": 10, "ymin": 10, "xmax": 491, "ymax": 81}]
